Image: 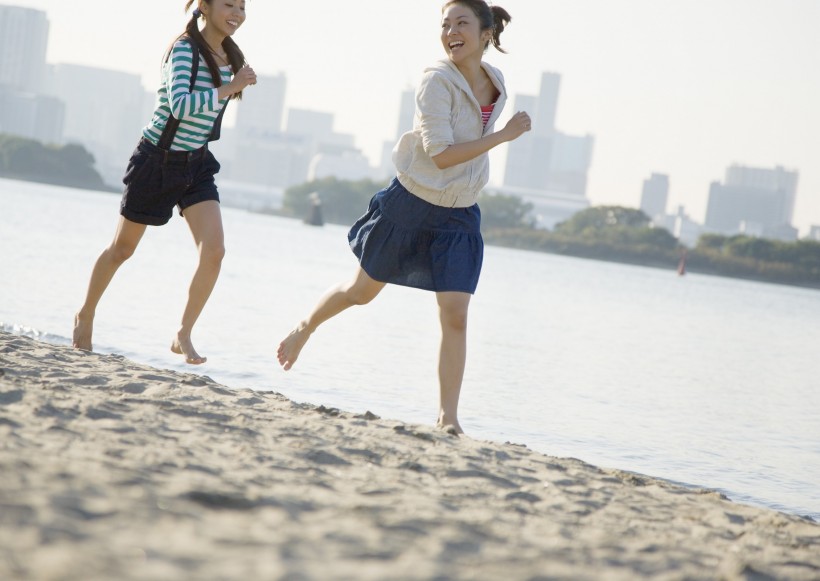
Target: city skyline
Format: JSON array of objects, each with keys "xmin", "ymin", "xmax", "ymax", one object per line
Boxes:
[{"xmin": 3, "ymin": 0, "xmax": 819, "ymax": 233}]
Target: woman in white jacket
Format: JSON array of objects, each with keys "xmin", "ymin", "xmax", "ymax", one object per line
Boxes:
[{"xmin": 277, "ymin": 0, "xmax": 531, "ymax": 434}]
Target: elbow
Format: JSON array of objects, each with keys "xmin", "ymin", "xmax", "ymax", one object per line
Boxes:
[
  {"xmin": 431, "ymin": 155, "xmax": 448, "ymax": 170},
  {"xmin": 430, "ymin": 146, "xmax": 452, "ymax": 170}
]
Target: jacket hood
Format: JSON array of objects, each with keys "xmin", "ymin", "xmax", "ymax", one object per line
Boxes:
[{"xmin": 424, "ymin": 59, "xmax": 506, "ymax": 106}]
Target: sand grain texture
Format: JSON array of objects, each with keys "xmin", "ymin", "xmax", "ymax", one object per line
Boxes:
[{"xmin": 0, "ymin": 331, "xmax": 818, "ymax": 580}]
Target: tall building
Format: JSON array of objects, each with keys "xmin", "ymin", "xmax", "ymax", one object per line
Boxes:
[
  {"xmin": 286, "ymin": 108, "xmax": 334, "ymax": 140},
  {"xmin": 227, "ymin": 103, "xmax": 372, "ymax": 198},
  {"xmin": 0, "ymin": 90, "xmax": 63, "ymax": 143},
  {"xmin": 395, "ymin": 88, "xmax": 415, "ymax": 140},
  {"xmin": 0, "ymin": 5, "xmax": 49, "ymax": 93},
  {"xmin": 501, "ymin": 72, "xmax": 593, "ymax": 229},
  {"xmin": 640, "ymin": 173, "xmax": 670, "ymax": 219},
  {"xmin": 533, "ymin": 72, "xmax": 560, "ymax": 136},
  {"xmin": 48, "ymin": 64, "xmax": 150, "ymax": 186},
  {"xmin": 654, "ymin": 205, "xmax": 702, "ymax": 248},
  {"xmin": 379, "ymin": 88, "xmax": 416, "ymax": 179},
  {"xmin": 705, "ymin": 164, "xmax": 799, "ymax": 241},
  {"xmin": 0, "ymin": 5, "xmax": 60, "ymax": 143},
  {"xmin": 234, "ymin": 73, "xmax": 286, "ymax": 134},
  {"xmin": 502, "ymin": 94, "xmax": 537, "ymax": 189}
]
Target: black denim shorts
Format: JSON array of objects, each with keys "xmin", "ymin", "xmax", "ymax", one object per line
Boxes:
[{"xmin": 120, "ymin": 137, "xmax": 221, "ymax": 226}]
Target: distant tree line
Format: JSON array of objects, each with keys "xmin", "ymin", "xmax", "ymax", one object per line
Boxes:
[
  {"xmin": 281, "ymin": 180, "xmax": 820, "ymax": 289},
  {"xmin": 0, "ymin": 133, "xmax": 109, "ymax": 190},
  {"xmin": 485, "ymin": 205, "xmax": 820, "ymax": 289}
]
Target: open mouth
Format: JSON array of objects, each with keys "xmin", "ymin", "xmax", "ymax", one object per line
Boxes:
[
  {"xmin": 227, "ymin": 20, "xmax": 239, "ymax": 27},
  {"xmin": 449, "ymin": 41, "xmax": 464, "ymax": 50}
]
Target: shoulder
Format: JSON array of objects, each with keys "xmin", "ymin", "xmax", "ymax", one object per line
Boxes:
[
  {"xmin": 170, "ymin": 38, "xmax": 196, "ymax": 59},
  {"xmin": 419, "ymin": 65, "xmax": 457, "ymax": 98},
  {"xmin": 421, "ymin": 60, "xmax": 457, "ymax": 83},
  {"xmin": 482, "ymin": 62, "xmax": 505, "ymax": 86}
]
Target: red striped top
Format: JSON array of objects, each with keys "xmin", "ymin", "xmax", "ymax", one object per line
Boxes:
[{"xmin": 481, "ymin": 103, "xmax": 495, "ymax": 127}]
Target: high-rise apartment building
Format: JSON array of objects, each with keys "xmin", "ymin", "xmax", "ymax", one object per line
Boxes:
[
  {"xmin": 640, "ymin": 173, "xmax": 670, "ymax": 219},
  {"xmin": 234, "ymin": 73, "xmax": 286, "ymax": 135},
  {"xmin": 378, "ymin": 88, "xmax": 415, "ymax": 179},
  {"xmin": 705, "ymin": 164, "xmax": 799, "ymax": 241},
  {"xmin": 48, "ymin": 63, "xmax": 150, "ymax": 185},
  {"xmin": 533, "ymin": 72, "xmax": 559, "ymax": 137},
  {"xmin": 0, "ymin": 5, "xmax": 60, "ymax": 143},
  {"xmin": 394, "ymin": 88, "xmax": 415, "ymax": 141},
  {"xmin": 500, "ymin": 72, "xmax": 593, "ymax": 228},
  {"xmin": 0, "ymin": 5, "xmax": 49, "ymax": 93},
  {"xmin": 504, "ymin": 72, "xmax": 593, "ymax": 197}
]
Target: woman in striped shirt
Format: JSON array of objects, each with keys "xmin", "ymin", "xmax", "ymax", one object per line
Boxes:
[{"xmin": 73, "ymin": 0, "xmax": 256, "ymax": 364}]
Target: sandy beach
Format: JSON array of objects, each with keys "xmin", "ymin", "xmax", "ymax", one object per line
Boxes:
[{"xmin": 1, "ymin": 331, "xmax": 818, "ymax": 580}]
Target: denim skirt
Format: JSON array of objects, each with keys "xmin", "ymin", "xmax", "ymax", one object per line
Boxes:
[{"xmin": 348, "ymin": 178, "xmax": 483, "ymax": 294}]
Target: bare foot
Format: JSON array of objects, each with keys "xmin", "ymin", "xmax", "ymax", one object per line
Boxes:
[
  {"xmin": 436, "ymin": 423, "xmax": 463, "ymax": 436},
  {"xmin": 171, "ymin": 334, "xmax": 207, "ymax": 365},
  {"xmin": 73, "ymin": 313, "xmax": 93, "ymax": 351},
  {"xmin": 436, "ymin": 415, "xmax": 463, "ymax": 436},
  {"xmin": 277, "ymin": 323, "xmax": 311, "ymax": 371}
]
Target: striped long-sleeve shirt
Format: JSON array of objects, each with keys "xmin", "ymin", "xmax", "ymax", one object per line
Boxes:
[{"xmin": 142, "ymin": 39, "xmax": 232, "ymax": 151}]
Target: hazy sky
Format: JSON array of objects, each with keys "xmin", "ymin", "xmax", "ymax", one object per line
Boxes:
[{"xmin": 8, "ymin": 0, "xmax": 820, "ymax": 232}]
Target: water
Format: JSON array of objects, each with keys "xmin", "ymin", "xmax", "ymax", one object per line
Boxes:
[{"xmin": 1, "ymin": 177, "xmax": 819, "ymax": 521}]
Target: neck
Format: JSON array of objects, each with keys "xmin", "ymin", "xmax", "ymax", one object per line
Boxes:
[
  {"xmin": 200, "ymin": 27, "xmax": 227, "ymax": 54},
  {"xmin": 452, "ymin": 57, "xmax": 483, "ymax": 86}
]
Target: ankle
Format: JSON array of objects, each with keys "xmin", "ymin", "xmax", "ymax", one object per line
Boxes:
[{"xmin": 76, "ymin": 309, "xmax": 95, "ymax": 321}]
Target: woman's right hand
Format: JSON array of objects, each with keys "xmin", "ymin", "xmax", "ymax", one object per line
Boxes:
[
  {"xmin": 231, "ymin": 65, "xmax": 257, "ymax": 93},
  {"xmin": 503, "ymin": 111, "xmax": 532, "ymax": 141}
]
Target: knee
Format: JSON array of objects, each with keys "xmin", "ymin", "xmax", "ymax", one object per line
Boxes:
[
  {"xmin": 440, "ymin": 308, "xmax": 469, "ymax": 332},
  {"xmin": 108, "ymin": 242, "xmax": 137, "ymax": 264},
  {"xmin": 200, "ymin": 242, "xmax": 225, "ymax": 266},
  {"xmin": 347, "ymin": 287, "xmax": 378, "ymax": 306}
]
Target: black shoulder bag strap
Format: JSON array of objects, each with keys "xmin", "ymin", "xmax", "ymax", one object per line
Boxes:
[{"xmin": 157, "ymin": 38, "xmax": 229, "ymax": 151}]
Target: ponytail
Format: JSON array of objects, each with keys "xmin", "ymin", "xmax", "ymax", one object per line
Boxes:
[
  {"xmin": 443, "ymin": 0, "xmax": 512, "ymax": 54},
  {"xmin": 489, "ymin": 5, "xmax": 512, "ymax": 53},
  {"xmin": 166, "ymin": 1, "xmax": 248, "ymax": 99}
]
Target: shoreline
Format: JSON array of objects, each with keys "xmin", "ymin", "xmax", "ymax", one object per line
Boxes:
[{"xmin": 1, "ymin": 331, "xmax": 818, "ymax": 580}]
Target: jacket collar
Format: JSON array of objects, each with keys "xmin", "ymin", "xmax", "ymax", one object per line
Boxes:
[{"xmin": 429, "ymin": 59, "xmax": 507, "ymax": 130}]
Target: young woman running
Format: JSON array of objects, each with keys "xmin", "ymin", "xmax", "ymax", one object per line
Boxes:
[
  {"xmin": 73, "ymin": 0, "xmax": 256, "ymax": 364},
  {"xmin": 277, "ymin": 0, "xmax": 531, "ymax": 433}
]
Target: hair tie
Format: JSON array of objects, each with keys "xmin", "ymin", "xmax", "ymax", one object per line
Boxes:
[{"xmin": 192, "ymin": 8, "xmax": 202, "ymax": 18}]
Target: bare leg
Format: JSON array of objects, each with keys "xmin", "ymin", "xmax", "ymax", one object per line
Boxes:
[
  {"xmin": 73, "ymin": 217, "xmax": 147, "ymax": 351},
  {"xmin": 277, "ymin": 267, "xmax": 385, "ymax": 370},
  {"xmin": 435, "ymin": 291, "xmax": 471, "ymax": 435},
  {"xmin": 170, "ymin": 201, "xmax": 224, "ymax": 365}
]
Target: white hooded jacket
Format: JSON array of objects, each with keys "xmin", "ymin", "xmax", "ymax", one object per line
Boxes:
[{"xmin": 392, "ymin": 58, "xmax": 507, "ymax": 208}]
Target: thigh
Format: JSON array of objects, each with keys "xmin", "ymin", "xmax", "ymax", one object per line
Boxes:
[
  {"xmin": 436, "ymin": 291, "xmax": 471, "ymax": 322},
  {"xmin": 179, "ymin": 150, "xmax": 221, "ymax": 214},
  {"xmin": 347, "ymin": 267, "xmax": 387, "ymax": 304},
  {"xmin": 120, "ymin": 142, "xmax": 178, "ymax": 226},
  {"xmin": 182, "ymin": 200, "xmax": 224, "ymax": 249},
  {"xmin": 111, "ymin": 216, "xmax": 148, "ymax": 253}
]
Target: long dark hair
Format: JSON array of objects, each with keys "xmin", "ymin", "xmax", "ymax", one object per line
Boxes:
[
  {"xmin": 165, "ymin": 1, "xmax": 247, "ymax": 99},
  {"xmin": 443, "ymin": 0, "xmax": 512, "ymax": 53}
]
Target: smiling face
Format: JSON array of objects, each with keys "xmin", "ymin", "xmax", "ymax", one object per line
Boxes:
[
  {"xmin": 440, "ymin": 3, "xmax": 491, "ymax": 65},
  {"xmin": 200, "ymin": 0, "xmax": 246, "ymax": 38}
]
